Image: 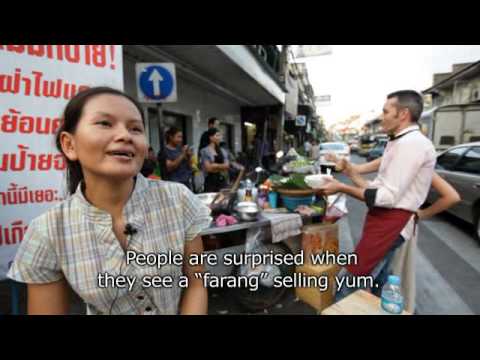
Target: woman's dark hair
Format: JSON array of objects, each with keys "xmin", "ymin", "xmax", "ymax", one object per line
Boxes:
[
  {"xmin": 206, "ymin": 128, "xmax": 224, "ymax": 163},
  {"xmin": 55, "ymin": 86, "xmax": 145, "ymax": 195},
  {"xmin": 208, "ymin": 117, "xmax": 218, "ymax": 126},
  {"xmin": 165, "ymin": 127, "xmax": 182, "ymax": 144}
]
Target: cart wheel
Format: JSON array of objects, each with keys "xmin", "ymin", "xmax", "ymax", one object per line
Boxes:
[{"xmin": 230, "ymin": 243, "xmax": 295, "ymax": 313}]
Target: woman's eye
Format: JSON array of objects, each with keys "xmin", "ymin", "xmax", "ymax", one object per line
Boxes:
[
  {"xmin": 96, "ymin": 120, "xmax": 111, "ymax": 127},
  {"xmin": 131, "ymin": 127, "xmax": 144, "ymax": 133}
]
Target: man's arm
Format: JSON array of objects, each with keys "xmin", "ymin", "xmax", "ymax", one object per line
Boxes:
[
  {"xmin": 352, "ymin": 157, "xmax": 382, "ymax": 174},
  {"xmin": 338, "ymin": 183, "xmax": 367, "ymax": 202},
  {"xmin": 326, "ymin": 153, "xmax": 381, "ymax": 175},
  {"xmin": 317, "ymin": 178, "xmax": 367, "ymax": 202}
]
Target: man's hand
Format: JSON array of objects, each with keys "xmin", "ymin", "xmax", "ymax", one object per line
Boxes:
[
  {"xmin": 316, "ymin": 178, "xmax": 344, "ymax": 196},
  {"xmin": 416, "ymin": 209, "xmax": 428, "ymax": 221},
  {"xmin": 324, "ymin": 152, "xmax": 339, "ymax": 164},
  {"xmin": 324, "ymin": 153, "xmax": 356, "ymax": 177}
]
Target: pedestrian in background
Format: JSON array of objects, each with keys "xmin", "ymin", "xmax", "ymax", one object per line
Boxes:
[
  {"xmin": 163, "ymin": 127, "xmax": 193, "ymax": 190},
  {"xmin": 198, "ymin": 117, "xmax": 220, "ymax": 158},
  {"xmin": 200, "ymin": 128, "xmax": 229, "ymax": 193}
]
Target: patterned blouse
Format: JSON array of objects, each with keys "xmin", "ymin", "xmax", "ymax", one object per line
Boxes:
[{"xmin": 7, "ymin": 174, "xmax": 212, "ymax": 315}]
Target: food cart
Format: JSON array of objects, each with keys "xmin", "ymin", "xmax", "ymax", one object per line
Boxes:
[{"xmin": 196, "ymin": 171, "xmax": 347, "ymax": 312}]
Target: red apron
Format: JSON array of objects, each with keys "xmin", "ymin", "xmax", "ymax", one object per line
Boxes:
[{"xmin": 346, "ymin": 207, "xmax": 414, "ymax": 276}]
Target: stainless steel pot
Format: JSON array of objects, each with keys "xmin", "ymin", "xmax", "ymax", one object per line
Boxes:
[{"xmin": 235, "ymin": 201, "xmax": 260, "ymax": 222}]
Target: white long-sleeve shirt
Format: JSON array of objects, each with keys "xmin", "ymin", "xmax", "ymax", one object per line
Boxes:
[{"xmin": 367, "ymin": 125, "xmax": 437, "ymax": 212}]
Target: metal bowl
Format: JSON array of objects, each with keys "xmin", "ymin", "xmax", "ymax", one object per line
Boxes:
[{"xmin": 235, "ymin": 201, "xmax": 260, "ymax": 222}]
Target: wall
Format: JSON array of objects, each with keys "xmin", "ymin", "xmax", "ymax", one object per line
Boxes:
[
  {"xmin": 123, "ymin": 54, "xmax": 243, "ymax": 154},
  {"xmin": 434, "ymin": 73, "xmax": 480, "ymax": 107}
]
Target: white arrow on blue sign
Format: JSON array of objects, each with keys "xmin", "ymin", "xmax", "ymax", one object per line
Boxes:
[{"xmin": 135, "ymin": 63, "xmax": 177, "ymax": 103}]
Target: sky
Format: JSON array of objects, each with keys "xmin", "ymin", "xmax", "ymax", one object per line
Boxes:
[{"xmin": 297, "ymin": 45, "xmax": 480, "ymax": 127}]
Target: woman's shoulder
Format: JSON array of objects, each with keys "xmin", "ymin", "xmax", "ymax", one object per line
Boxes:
[
  {"xmin": 200, "ymin": 146, "xmax": 214, "ymax": 158},
  {"xmin": 143, "ymin": 178, "xmax": 192, "ymax": 199},
  {"xmin": 200, "ymin": 146, "xmax": 211, "ymax": 154},
  {"xmin": 24, "ymin": 195, "xmax": 79, "ymax": 237}
]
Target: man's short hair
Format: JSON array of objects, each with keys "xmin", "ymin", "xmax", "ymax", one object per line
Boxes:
[
  {"xmin": 387, "ymin": 90, "xmax": 424, "ymax": 123},
  {"xmin": 208, "ymin": 117, "xmax": 218, "ymax": 126}
]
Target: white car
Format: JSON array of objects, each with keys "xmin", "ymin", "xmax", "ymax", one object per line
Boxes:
[{"xmin": 317, "ymin": 142, "xmax": 351, "ymax": 165}]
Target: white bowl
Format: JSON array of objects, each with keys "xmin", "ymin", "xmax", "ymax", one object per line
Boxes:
[{"xmin": 305, "ymin": 174, "xmax": 334, "ymax": 189}]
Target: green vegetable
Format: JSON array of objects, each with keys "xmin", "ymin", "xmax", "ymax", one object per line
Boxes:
[
  {"xmin": 282, "ymin": 174, "xmax": 310, "ymax": 190},
  {"xmin": 311, "ymin": 205, "xmax": 324, "ymax": 214},
  {"xmin": 269, "ymin": 174, "xmax": 287, "ymax": 188},
  {"xmin": 288, "ymin": 158, "xmax": 314, "ymax": 169}
]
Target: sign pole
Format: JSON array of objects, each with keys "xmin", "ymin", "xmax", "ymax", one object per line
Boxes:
[{"xmin": 157, "ymin": 103, "xmax": 165, "ymax": 152}]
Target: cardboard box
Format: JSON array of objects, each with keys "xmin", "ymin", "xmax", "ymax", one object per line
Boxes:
[{"xmin": 295, "ymin": 263, "xmax": 340, "ymax": 313}]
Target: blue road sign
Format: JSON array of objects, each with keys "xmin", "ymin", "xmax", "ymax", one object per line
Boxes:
[{"xmin": 138, "ymin": 64, "xmax": 176, "ymax": 101}]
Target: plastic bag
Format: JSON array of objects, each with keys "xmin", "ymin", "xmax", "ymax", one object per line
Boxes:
[
  {"xmin": 325, "ymin": 194, "xmax": 348, "ymax": 219},
  {"xmin": 240, "ymin": 227, "xmax": 271, "ymax": 279}
]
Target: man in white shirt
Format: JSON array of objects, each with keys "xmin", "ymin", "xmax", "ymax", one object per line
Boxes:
[{"xmin": 318, "ymin": 90, "xmax": 436, "ymax": 302}]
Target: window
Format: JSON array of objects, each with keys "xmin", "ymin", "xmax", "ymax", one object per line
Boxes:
[
  {"xmin": 436, "ymin": 147, "xmax": 467, "ymax": 170},
  {"xmin": 219, "ymin": 123, "xmax": 234, "ymax": 152},
  {"xmin": 439, "ymin": 136, "xmax": 455, "ymax": 146},
  {"xmin": 454, "ymin": 147, "xmax": 480, "ymax": 175}
]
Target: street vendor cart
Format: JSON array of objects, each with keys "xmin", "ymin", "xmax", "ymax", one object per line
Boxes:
[{"xmin": 197, "ymin": 189, "xmax": 346, "ymax": 312}]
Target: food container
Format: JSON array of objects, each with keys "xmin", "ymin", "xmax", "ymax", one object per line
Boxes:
[
  {"xmin": 280, "ymin": 195, "xmax": 315, "ymax": 212},
  {"xmin": 305, "ymin": 174, "xmax": 334, "ymax": 189},
  {"xmin": 235, "ymin": 201, "xmax": 260, "ymax": 222}
]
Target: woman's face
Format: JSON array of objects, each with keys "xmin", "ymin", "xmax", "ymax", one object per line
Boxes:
[
  {"xmin": 61, "ymin": 94, "xmax": 147, "ymax": 182},
  {"xmin": 171, "ymin": 132, "xmax": 183, "ymax": 147},
  {"xmin": 209, "ymin": 132, "xmax": 222, "ymax": 146}
]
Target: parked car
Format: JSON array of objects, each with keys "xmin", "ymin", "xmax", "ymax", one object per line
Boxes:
[
  {"xmin": 426, "ymin": 142, "xmax": 480, "ymax": 242},
  {"xmin": 367, "ymin": 139, "xmax": 388, "ymax": 161},
  {"xmin": 348, "ymin": 138, "xmax": 359, "ymax": 153},
  {"xmin": 358, "ymin": 135, "xmax": 376, "ymax": 157},
  {"xmin": 318, "ymin": 142, "xmax": 351, "ymax": 171}
]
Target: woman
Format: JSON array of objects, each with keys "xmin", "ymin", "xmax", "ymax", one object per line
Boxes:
[
  {"xmin": 200, "ymin": 128, "xmax": 230, "ymax": 193},
  {"xmin": 7, "ymin": 87, "xmax": 211, "ymax": 315},
  {"xmin": 163, "ymin": 127, "xmax": 193, "ymax": 189}
]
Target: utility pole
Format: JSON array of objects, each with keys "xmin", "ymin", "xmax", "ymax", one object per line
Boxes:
[{"xmin": 278, "ymin": 45, "xmax": 290, "ymax": 152}]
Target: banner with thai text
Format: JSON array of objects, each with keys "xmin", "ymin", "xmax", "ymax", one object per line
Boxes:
[{"xmin": 0, "ymin": 45, "xmax": 124, "ymax": 279}]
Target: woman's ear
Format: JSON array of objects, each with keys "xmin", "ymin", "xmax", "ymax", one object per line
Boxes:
[{"xmin": 60, "ymin": 132, "xmax": 78, "ymax": 161}]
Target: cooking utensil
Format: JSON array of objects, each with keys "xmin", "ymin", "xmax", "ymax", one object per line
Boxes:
[
  {"xmin": 235, "ymin": 201, "xmax": 260, "ymax": 222},
  {"xmin": 196, "ymin": 192, "xmax": 221, "ymax": 207}
]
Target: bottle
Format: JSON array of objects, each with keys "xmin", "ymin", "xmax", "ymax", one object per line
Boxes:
[
  {"xmin": 244, "ymin": 179, "xmax": 253, "ymax": 202},
  {"xmin": 380, "ymin": 275, "xmax": 404, "ymax": 315}
]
